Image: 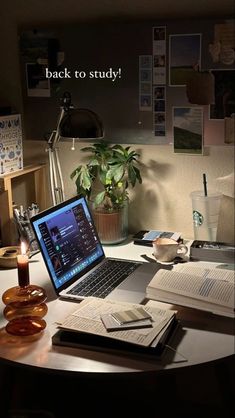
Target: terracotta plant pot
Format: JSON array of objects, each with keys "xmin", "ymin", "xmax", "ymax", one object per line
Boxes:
[{"xmin": 92, "ymin": 203, "xmax": 128, "ymax": 244}]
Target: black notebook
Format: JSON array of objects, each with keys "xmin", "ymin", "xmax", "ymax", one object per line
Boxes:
[
  {"xmin": 52, "ymin": 297, "xmax": 179, "ymax": 359},
  {"xmin": 52, "ymin": 317, "xmax": 179, "ymax": 359}
]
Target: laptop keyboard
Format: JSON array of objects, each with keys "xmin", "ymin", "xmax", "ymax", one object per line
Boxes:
[{"xmin": 67, "ymin": 259, "xmax": 140, "ymax": 298}]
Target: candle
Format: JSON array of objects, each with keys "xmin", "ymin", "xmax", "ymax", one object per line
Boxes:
[{"xmin": 17, "ymin": 242, "xmax": 29, "ymax": 287}]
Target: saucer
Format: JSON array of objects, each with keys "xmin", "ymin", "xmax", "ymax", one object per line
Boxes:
[{"xmin": 155, "ymin": 259, "xmax": 174, "ymax": 265}]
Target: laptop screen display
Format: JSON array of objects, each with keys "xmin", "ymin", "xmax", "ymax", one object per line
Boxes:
[{"xmin": 31, "ymin": 196, "xmax": 104, "ymax": 291}]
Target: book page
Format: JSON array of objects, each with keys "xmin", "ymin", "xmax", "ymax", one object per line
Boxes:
[
  {"xmin": 174, "ymin": 265, "xmax": 234, "ymax": 284},
  {"xmin": 58, "ymin": 297, "xmax": 176, "ymax": 347},
  {"xmin": 148, "ymin": 267, "xmax": 234, "ymax": 308}
]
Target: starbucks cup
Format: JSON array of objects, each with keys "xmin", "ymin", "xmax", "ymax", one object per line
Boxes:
[{"xmin": 190, "ymin": 190, "xmax": 222, "ymax": 241}]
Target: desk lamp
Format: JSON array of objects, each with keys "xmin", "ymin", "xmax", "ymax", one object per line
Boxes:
[{"xmin": 47, "ymin": 92, "xmax": 104, "ymax": 205}]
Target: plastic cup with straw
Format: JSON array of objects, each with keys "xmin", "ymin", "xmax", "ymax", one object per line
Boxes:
[{"xmin": 190, "ymin": 174, "xmax": 222, "ymax": 241}]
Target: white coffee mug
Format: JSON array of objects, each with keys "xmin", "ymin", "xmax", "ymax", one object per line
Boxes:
[{"xmin": 152, "ymin": 237, "xmax": 188, "ymax": 262}]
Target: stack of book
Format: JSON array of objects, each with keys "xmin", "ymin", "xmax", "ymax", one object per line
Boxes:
[{"xmin": 52, "ymin": 297, "xmax": 178, "ymax": 358}]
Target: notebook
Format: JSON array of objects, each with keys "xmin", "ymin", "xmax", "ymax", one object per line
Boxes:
[{"xmin": 30, "ymin": 195, "xmax": 161, "ymax": 304}]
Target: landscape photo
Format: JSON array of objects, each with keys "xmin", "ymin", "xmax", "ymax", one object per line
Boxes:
[
  {"xmin": 173, "ymin": 107, "xmax": 203, "ymax": 154},
  {"xmin": 169, "ymin": 34, "xmax": 201, "ymax": 86}
]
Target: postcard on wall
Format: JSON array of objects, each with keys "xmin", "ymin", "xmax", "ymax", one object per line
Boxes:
[
  {"xmin": 153, "ymin": 26, "xmax": 166, "ymax": 85},
  {"xmin": 173, "ymin": 107, "xmax": 203, "ymax": 155},
  {"xmin": 0, "ymin": 114, "xmax": 23, "ymax": 175},
  {"xmin": 169, "ymin": 34, "xmax": 201, "ymax": 86},
  {"xmin": 211, "ymin": 22, "xmax": 235, "ymax": 66},
  {"xmin": 209, "ymin": 69, "xmax": 235, "ymax": 120},
  {"xmin": 26, "ymin": 63, "xmax": 51, "ymax": 97},
  {"xmin": 139, "ymin": 55, "xmax": 152, "ymax": 111}
]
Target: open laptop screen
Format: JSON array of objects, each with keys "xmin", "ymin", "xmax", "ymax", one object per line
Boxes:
[{"xmin": 31, "ymin": 196, "xmax": 104, "ymax": 292}]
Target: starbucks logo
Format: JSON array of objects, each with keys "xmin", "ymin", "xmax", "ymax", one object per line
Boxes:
[{"xmin": 193, "ymin": 210, "xmax": 203, "ymax": 226}]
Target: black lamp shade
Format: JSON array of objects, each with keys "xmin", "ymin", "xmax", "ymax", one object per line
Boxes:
[{"xmin": 59, "ymin": 108, "xmax": 104, "ymax": 139}]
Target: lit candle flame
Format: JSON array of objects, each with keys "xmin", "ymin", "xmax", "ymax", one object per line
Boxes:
[{"xmin": 21, "ymin": 241, "xmax": 27, "ymax": 255}]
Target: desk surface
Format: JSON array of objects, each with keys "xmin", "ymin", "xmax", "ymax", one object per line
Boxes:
[{"xmin": 0, "ymin": 239, "xmax": 234, "ymax": 375}]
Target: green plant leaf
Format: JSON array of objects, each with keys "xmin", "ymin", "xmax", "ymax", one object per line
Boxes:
[
  {"xmin": 113, "ymin": 165, "xmax": 125, "ymax": 183},
  {"xmin": 78, "ymin": 166, "xmax": 92, "ymax": 190},
  {"xmin": 128, "ymin": 164, "xmax": 137, "ymax": 187},
  {"xmin": 81, "ymin": 146, "xmax": 96, "ymax": 153},
  {"xmin": 88, "ymin": 157, "xmax": 99, "ymax": 167},
  {"xmin": 70, "ymin": 140, "xmax": 142, "ymax": 211},
  {"xmin": 70, "ymin": 167, "xmax": 80, "ymax": 180},
  {"xmin": 133, "ymin": 166, "xmax": 142, "ymax": 184},
  {"xmin": 94, "ymin": 191, "xmax": 106, "ymax": 206}
]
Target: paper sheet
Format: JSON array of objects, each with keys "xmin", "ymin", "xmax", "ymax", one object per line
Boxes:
[{"xmin": 59, "ymin": 297, "xmax": 176, "ymax": 347}]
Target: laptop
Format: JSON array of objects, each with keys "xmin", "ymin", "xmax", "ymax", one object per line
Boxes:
[{"xmin": 30, "ymin": 195, "xmax": 161, "ymax": 303}]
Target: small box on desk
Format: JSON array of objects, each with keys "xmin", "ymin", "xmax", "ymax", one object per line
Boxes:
[
  {"xmin": 190, "ymin": 240, "xmax": 235, "ymax": 264},
  {"xmin": 133, "ymin": 230, "xmax": 182, "ymax": 246}
]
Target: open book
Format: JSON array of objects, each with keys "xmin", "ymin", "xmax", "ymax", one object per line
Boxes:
[
  {"xmin": 53, "ymin": 297, "xmax": 178, "ymax": 357},
  {"xmin": 146, "ymin": 265, "xmax": 235, "ymax": 318}
]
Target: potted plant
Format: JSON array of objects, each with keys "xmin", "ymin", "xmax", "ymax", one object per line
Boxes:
[{"xmin": 70, "ymin": 141, "xmax": 142, "ymax": 244}]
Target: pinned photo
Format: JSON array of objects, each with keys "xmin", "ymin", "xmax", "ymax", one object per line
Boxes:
[
  {"xmin": 154, "ymin": 55, "xmax": 165, "ymax": 67},
  {"xmin": 154, "ymin": 125, "xmax": 166, "ymax": 136},
  {"xmin": 154, "ymin": 100, "xmax": 165, "ymax": 112},
  {"xmin": 141, "ymin": 83, "xmax": 152, "ymax": 94},
  {"xmin": 140, "ymin": 95, "xmax": 151, "ymax": 108},
  {"xmin": 139, "ymin": 55, "xmax": 152, "ymax": 68},
  {"xmin": 140, "ymin": 69, "xmax": 151, "ymax": 82},
  {"xmin": 153, "ymin": 27, "xmax": 166, "ymax": 41},
  {"xmin": 154, "ymin": 112, "xmax": 165, "ymax": 124},
  {"xmin": 154, "ymin": 86, "xmax": 165, "ymax": 99},
  {"xmin": 139, "ymin": 55, "xmax": 152, "ymax": 112}
]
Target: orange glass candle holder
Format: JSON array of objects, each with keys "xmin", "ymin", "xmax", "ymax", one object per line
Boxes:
[{"xmin": 2, "ymin": 242, "xmax": 48, "ymax": 336}]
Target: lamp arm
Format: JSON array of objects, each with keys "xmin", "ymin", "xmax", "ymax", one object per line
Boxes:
[
  {"xmin": 48, "ymin": 148, "xmax": 56, "ymax": 206},
  {"xmin": 55, "ymin": 147, "xmax": 65, "ymax": 201},
  {"xmin": 47, "ymin": 146, "xmax": 65, "ymax": 205},
  {"xmin": 47, "ymin": 107, "xmax": 66, "ymax": 150},
  {"xmin": 47, "ymin": 107, "xmax": 67, "ymax": 205}
]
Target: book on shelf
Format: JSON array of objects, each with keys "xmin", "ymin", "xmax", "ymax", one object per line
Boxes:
[
  {"xmin": 0, "ymin": 114, "xmax": 23, "ymax": 175},
  {"xmin": 52, "ymin": 297, "xmax": 178, "ymax": 357},
  {"xmin": 133, "ymin": 230, "xmax": 182, "ymax": 246},
  {"xmin": 146, "ymin": 264, "xmax": 235, "ymax": 318}
]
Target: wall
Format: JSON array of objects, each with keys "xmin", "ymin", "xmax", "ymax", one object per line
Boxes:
[
  {"xmin": 0, "ymin": 2, "xmax": 234, "ymax": 243},
  {"xmin": 22, "ymin": 139, "xmax": 234, "ymax": 242},
  {"xmin": 18, "ymin": 20, "xmax": 232, "ymax": 145}
]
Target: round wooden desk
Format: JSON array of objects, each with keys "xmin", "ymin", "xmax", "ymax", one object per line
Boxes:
[
  {"xmin": 0, "ymin": 239, "xmax": 234, "ymax": 417},
  {"xmin": 0, "ymin": 239, "xmax": 234, "ymax": 374}
]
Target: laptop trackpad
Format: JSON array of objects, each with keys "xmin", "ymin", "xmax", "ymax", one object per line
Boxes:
[
  {"xmin": 107, "ymin": 263, "xmax": 167, "ymax": 303},
  {"xmin": 106, "ymin": 288, "xmax": 146, "ymax": 303},
  {"xmin": 118, "ymin": 263, "xmax": 161, "ymax": 291}
]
